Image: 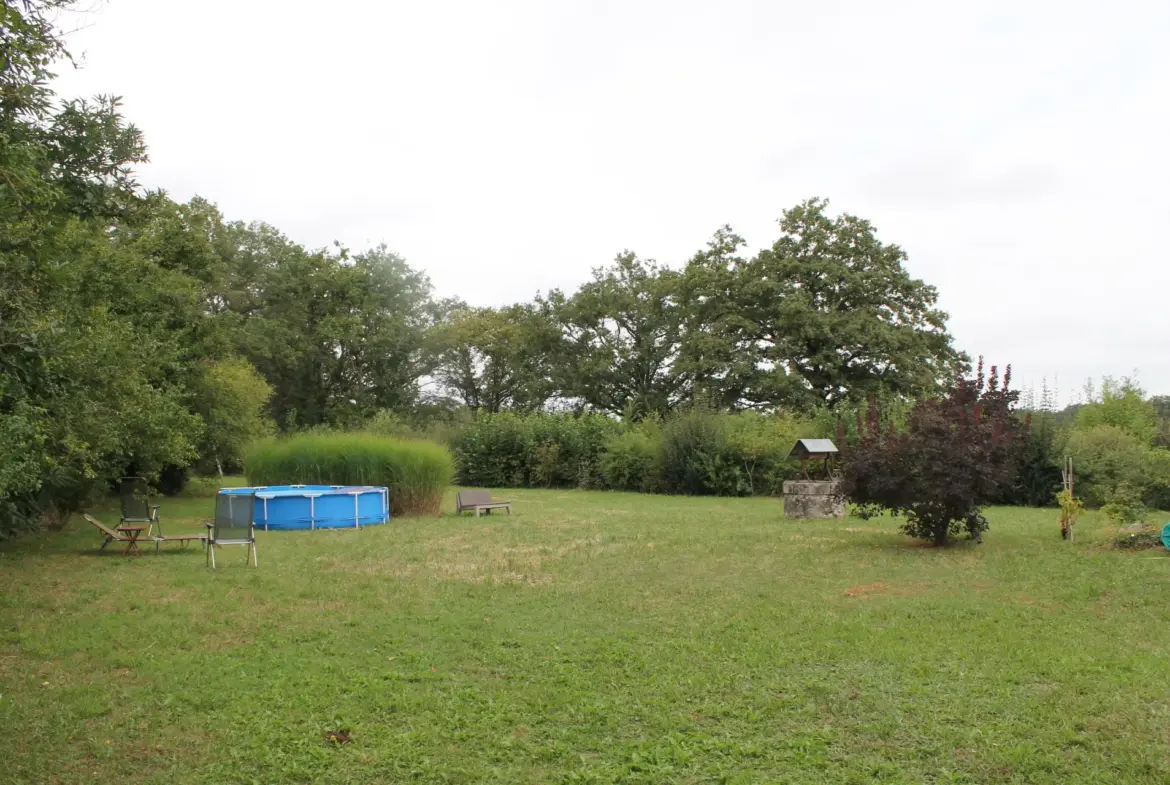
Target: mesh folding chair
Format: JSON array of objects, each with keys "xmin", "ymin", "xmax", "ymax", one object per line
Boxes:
[
  {"xmin": 206, "ymin": 491, "xmax": 258, "ymax": 568},
  {"xmin": 120, "ymin": 477, "xmax": 160, "ymax": 536}
]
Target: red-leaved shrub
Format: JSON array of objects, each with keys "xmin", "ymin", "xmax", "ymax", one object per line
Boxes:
[{"xmin": 839, "ymin": 359, "xmax": 1028, "ymax": 546}]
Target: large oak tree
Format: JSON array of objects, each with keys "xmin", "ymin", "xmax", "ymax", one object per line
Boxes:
[{"xmin": 732, "ymin": 199, "xmax": 962, "ymax": 409}]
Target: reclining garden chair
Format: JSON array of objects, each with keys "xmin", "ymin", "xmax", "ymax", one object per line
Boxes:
[
  {"xmin": 120, "ymin": 477, "xmax": 160, "ymax": 536},
  {"xmin": 83, "ymin": 512, "xmax": 206, "ymax": 554},
  {"xmin": 83, "ymin": 514, "xmax": 134, "ymax": 552},
  {"xmin": 206, "ymin": 491, "xmax": 258, "ymax": 568},
  {"xmin": 149, "ymin": 515, "xmax": 208, "ymax": 554},
  {"xmin": 455, "ymin": 490, "xmax": 513, "ymax": 517}
]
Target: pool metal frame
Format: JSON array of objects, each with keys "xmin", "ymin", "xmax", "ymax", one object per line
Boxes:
[{"xmin": 229, "ymin": 485, "xmax": 390, "ymax": 531}]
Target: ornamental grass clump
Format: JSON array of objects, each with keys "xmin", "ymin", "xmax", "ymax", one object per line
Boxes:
[{"xmin": 245, "ymin": 433, "xmax": 454, "ymax": 516}]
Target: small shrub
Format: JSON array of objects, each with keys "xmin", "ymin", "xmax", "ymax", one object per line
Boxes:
[
  {"xmin": 529, "ymin": 441, "xmax": 561, "ymax": 488},
  {"xmin": 1056, "ymin": 488, "xmax": 1084, "ymax": 540},
  {"xmin": 38, "ymin": 504, "xmax": 71, "ymax": 532},
  {"xmin": 245, "ymin": 433, "xmax": 454, "ymax": 516},
  {"xmin": 1101, "ymin": 482, "xmax": 1147, "ymax": 528},
  {"xmin": 33, "ymin": 477, "xmax": 99, "ymax": 535},
  {"xmin": 1112, "ymin": 523, "xmax": 1163, "ymax": 551},
  {"xmin": 661, "ymin": 411, "xmax": 726, "ymax": 495},
  {"xmin": 1063, "ymin": 425, "xmax": 1150, "ymax": 507}
]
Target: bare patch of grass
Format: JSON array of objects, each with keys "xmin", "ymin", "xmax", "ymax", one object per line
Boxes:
[
  {"xmin": 843, "ymin": 582, "xmax": 889, "ymax": 597},
  {"xmin": 333, "ymin": 533, "xmax": 611, "ymax": 585}
]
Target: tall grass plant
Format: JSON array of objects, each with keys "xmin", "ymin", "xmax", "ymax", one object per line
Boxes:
[{"xmin": 245, "ymin": 433, "xmax": 454, "ymax": 516}]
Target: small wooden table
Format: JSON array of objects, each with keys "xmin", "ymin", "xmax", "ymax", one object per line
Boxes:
[{"xmin": 117, "ymin": 525, "xmax": 147, "ymax": 557}]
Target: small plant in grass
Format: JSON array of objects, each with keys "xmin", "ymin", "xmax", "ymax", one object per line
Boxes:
[
  {"xmin": 839, "ymin": 359, "xmax": 1027, "ymax": 546},
  {"xmin": 1107, "ymin": 484, "xmax": 1160, "ymax": 551},
  {"xmin": 245, "ymin": 433, "xmax": 454, "ymax": 516},
  {"xmin": 1112, "ymin": 525, "xmax": 1163, "ymax": 551},
  {"xmin": 1056, "ymin": 489, "xmax": 1084, "ymax": 541}
]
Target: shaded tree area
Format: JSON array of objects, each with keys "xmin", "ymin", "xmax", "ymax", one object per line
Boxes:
[{"xmin": 1, "ymin": 1, "xmax": 198, "ymax": 533}]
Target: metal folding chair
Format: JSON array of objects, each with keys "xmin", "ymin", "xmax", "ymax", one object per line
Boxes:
[
  {"xmin": 206, "ymin": 491, "xmax": 257, "ymax": 568},
  {"xmin": 120, "ymin": 477, "xmax": 160, "ymax": 536}
]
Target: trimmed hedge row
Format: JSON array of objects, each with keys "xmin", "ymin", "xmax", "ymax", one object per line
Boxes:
[
  {"xmin": 452, "ymin": 412, "xmax": 620, "ymax": 489},
  {"xmin": 452, "ymin": 410, "xmax": 814, "ymax": 496},
  {"xmin": 245, "ymin": 432, "xmax": 454, "ymax": 516}
]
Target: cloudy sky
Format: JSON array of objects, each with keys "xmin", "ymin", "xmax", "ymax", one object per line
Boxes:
[{"xmin": 54, "ymin": 0, "xmax": 1169, "ymax": 402}]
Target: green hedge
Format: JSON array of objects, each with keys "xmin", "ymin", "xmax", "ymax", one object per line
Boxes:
[
  {"xmin": 245, "ymin": 433, "xmax": 454, "ymax": 516},
  {"xmin": 601, "ymin": 426, "xmax": 664, "ymax": 493},
  {"xmin": 453, "ymin": 410, "xmax": 814, "ymax": 497},
  {"xmin": 659, "ymin": 410, "xmax": 808, "ymax": 496},
  {"xmin": 452, "ymin": 412, "xmax": 620, "ymax": 489}
]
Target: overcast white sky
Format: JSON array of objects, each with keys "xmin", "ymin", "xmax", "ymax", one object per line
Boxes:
[{"xmin": 54, "ymin": 0, "xmax": 1169, "ymax": 402}]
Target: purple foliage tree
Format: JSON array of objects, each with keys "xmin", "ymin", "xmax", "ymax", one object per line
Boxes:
[{"xmin": 839, "ymin": 359, "xmax": 1028, "ymax": 546}]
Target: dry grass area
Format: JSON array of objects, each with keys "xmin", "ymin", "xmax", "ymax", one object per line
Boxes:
[
  {"xmin": 1, "ymin": 484, "xmax": 1169, "ymax": 784},
  {"xmin": 325, "ymin": 530, "xmax": 616, "ymax": 586}
]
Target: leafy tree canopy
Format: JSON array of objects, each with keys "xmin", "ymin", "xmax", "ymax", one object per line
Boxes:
[
  {"xmin": 431, "ymin": 303, "xmax": 562, "ymax": 413},
  {"xmin": 546, "ymin": 253, "xmax": 688, "ymax": 420},
  {"xmin": 734, "ymin": 199, "xmax": 961, "ymax": 409},
  {"xmin": 1074, "ymin": 377, "xmax": 1158, "ymax": 445}
]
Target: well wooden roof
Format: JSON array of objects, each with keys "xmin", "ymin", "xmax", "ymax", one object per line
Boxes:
[{"xmin": 786, "ymin": 438, "xmax": 839, "ymax": 460}]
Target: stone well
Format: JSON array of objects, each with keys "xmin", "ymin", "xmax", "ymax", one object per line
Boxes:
[{"xmin": 782, "ymin": 480, "xmax": 845, "ymax": 519}]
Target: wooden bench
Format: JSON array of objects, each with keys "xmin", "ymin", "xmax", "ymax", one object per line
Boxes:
[{"xmin": 456, "ymin": 490, "xmax": 512, "ymax": 517}]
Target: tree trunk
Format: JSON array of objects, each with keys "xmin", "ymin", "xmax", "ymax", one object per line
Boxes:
[{"xmin": 933, "ymin": 526, "xmax": 948, "ymax": 547}]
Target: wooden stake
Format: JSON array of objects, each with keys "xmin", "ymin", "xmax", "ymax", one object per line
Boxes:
[{"xmin": 1061, "ymin": 457, "xmax": 1076, "ymax": 541}]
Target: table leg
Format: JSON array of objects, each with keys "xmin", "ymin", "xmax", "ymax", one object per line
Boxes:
[{"xmin": 123, "ymin": 531, "xmax": 141, "ymax": 557}]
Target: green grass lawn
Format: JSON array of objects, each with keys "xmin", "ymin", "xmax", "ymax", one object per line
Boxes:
[{"xmin": 2, "ymin": 486, "xmax": 1169, "ymax": 784}]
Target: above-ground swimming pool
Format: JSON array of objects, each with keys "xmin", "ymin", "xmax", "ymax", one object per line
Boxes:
[{"xmin": 219, "ymin": 485, "xmax": 390, "ymax": 530}]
